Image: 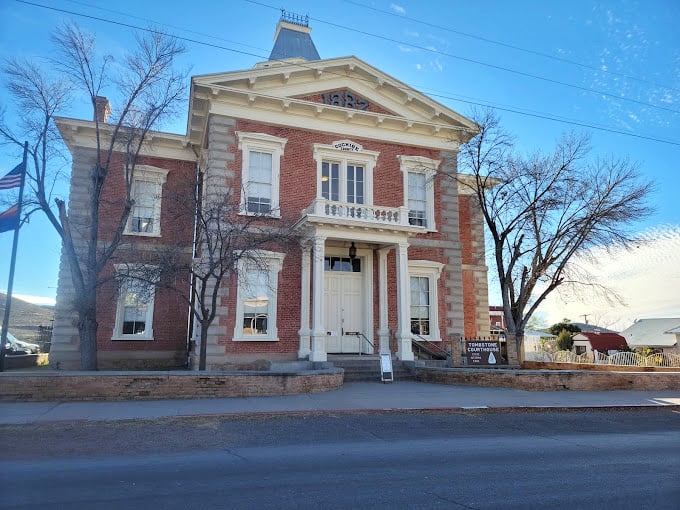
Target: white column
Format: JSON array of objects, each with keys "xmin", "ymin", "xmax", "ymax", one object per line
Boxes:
[
  {"xmin": 297, "ymin": 242, "xmax": 312, "ymax": 359},
  {"xmin": 395, "ymin": 241, "xmax": 414, "ymax": 361},
  {"xmin": 377, "ymin": 247, "xmax": 391, "ymax": 354},
  {"xmin": 309, "ymin": 235, "xmax": 327, "ymax": 362}
]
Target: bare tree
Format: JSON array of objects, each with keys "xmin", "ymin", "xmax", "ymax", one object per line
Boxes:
[
  {"xmin": 0, "ymin": 23, "xmax": 187, "ymax": 369},
  {"xmin": 455, "ymin": 109, "xmax": 654, "ymax": 361},
  {"xmin": 127, "ymin": 176, "xmax": 296, "ymax": 370}
]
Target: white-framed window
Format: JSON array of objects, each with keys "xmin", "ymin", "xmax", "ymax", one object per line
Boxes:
[
  {"xmin": 313, "ymin": 140, "xmax": 378, "ymax": 205},
  {"xmin": 237, "ymin": 132, "xmax": 287, "ymax": 217},
  {"xmin": 125, "ymin": 166, "xmax": 168, "ymax": 237},
  {"xmin": 399, "ymin": 155, "xmax": 440, "ymax": 230},
  {"xmin": 408, "ymin": 260, "xmax": 444, "ymax": 341},
  {"xmin": 233, "ymin": 251, "xmax": 285, "ymax": 341},
  {"xmin": 112, "ymin": 264, "xmax": 157, "ymax": 341}
]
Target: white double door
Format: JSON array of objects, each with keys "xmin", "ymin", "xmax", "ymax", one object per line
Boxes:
[{"xmin": 324, "ymin": 272, "xmax": 365, "ymax": 353}]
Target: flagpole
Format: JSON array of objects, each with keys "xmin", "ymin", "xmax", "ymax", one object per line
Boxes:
[{"xmin": 0, "ymin": 141, "xmax": 28, "ymax": 372}]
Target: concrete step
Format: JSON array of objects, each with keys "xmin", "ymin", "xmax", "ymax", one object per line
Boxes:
[{"xmin": 329, "ymin": 356, "xmax": 415, "ymax": 382}]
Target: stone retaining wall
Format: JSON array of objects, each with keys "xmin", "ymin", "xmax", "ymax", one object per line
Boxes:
[
  {"xmin": 0, "ymin": 369, "xmax": 344, "ymax": 402},
  {"xmin": 522, "ymin": 361, "xmax": 680, "ymax": 372},
  {"xmin": 417, "ymin": 367, "xmax": 680, "ymax": 391}
]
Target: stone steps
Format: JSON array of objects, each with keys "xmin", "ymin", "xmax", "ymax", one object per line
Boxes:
[{"xmin": 329, "ymin": 356, "xmax": 415, "ymax": 382}]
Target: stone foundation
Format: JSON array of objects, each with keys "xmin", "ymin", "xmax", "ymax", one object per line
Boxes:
[
  {"xmin": 0, "ymin": 368, "xmax": 344, "ymax": 402},
  {"xmin": 417, "ymin": 366, "xmax": 680, "ymax": 391}
]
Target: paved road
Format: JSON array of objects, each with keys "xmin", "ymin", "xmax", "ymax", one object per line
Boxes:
[{"xmin": 2, "ymin": 409, "xmax": 679, "ymax": 509}]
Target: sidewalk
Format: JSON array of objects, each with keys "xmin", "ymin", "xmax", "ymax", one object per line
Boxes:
[{"xmin": 1, "ymin": 380, "xmax": 679, "ymax": 425}]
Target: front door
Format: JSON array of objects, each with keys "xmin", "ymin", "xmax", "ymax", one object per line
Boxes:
[{"xmin": 324, "ymin": 256, "xmax": 364, "ymax": 353}]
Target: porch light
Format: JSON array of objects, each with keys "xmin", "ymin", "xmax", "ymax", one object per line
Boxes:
[{"xmin": 349, "ymin": 242, "xmax": 357, "ymax": 260}]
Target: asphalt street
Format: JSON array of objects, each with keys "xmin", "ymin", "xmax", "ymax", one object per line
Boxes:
[{"xmin": 2, "ymin": 408, "xmax": 679, "ymax": 509}]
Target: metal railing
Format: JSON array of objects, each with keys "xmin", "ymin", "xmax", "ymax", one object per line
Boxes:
[
  {"xmin": 542, "ymin": 349, "xmax": 680, "ymax": 368},
  {"xmin": 412, "ymin": 334, "xmax": 448, "ymax": 360},
  {"xmin": 344, "ymin": 331, "xmax": 375, "ymax": 356}
]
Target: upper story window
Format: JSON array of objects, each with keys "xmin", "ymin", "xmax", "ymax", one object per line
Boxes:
[
  {"xmin": 399, "ymin": 155, "xmax": 440, "ymax": 230},
  {"xmin": 237, "ymin": 132, "xmax": 287, "ymax": 217},
  {"xmin": 314, "ymin": 140, "xmax": 378, "ymax": 205},
  {"xmin": 126, "ymin": 166, "xmax": 169, "ymax": 237}
]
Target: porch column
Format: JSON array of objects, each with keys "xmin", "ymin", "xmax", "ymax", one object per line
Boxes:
[
  {"xmin": 377, "ymin": 247, "xmax": 391, "ymax": 354},
  {"xmin": 395, "ymin": 241, "xmax": 414, "ymax": 361},
  {"xmin": 297, "ymin": 242, "xmax": 312, "ymax": 359},
  {"xmin": 310, "ymin": 235, "xmax": 327, "ymax": 362}
]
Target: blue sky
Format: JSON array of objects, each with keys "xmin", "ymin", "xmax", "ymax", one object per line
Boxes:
[{"xmin": 1, "ymin": 0, "xmax": 678, "ymax": 328}]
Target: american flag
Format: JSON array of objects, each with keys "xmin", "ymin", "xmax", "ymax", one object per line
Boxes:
[{"xmin": 0, "ymin": 163, "xmax": 24, "ymax": 190}]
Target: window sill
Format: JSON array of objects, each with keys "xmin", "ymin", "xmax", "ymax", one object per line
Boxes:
[
  {"xmin": 112, "ymin": 335, "xmax": 154, "ymax": 341},
  {"xmin": 124, "ymin": 231, "xmax": 162, "ymax": 238},
  {"xmin": 233, "ymin": 336, "xmax": 280, "ymax": 342},
  {"xmin": 237, "ymin": 210, "xmax": 281, "ymax": 219},
  {"xmin": 413, "ymin": 336, "xmax": 442, "ymax": 342}
]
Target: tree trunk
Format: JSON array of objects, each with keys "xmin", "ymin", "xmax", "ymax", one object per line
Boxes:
[
  {"xmin": 199, "ymin": 324, "xmax": 208, "ymax": 371},
  {"xmin": 78, "ymin": 305, "xmax": 98, "ymax": 370},
  {"xmin": 505, "ymin": 331, "xmax": 521, "ymax": 366}
]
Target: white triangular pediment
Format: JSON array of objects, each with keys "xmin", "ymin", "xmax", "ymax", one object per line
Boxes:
[{"xmin": 189, "ymin": 56, "xmax": 478, "ymax": 149}]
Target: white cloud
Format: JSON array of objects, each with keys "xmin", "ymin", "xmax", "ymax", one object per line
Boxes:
[
  {"xmin": 535, "ymin": 224, "xmax": 680, "ymax": 331},
  {"xmin": 398, "ymin": 45, "xmax": 413, "ymax": 53},
  {"xmin": 415, "ymin": 63, "xmax": 422, "ymax": 70},
  {"xmin": 405, "ymin": 30, "xmax": 419, "ymax": 38},
  {"xmin": 390, "ymin": 3, "xmax": 406, "ymax": 14}
]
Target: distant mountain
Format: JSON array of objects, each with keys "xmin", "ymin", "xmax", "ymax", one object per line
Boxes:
[
  {"xmin": 570, "ymin": 322, "xmax": 617, "ymax": 334},
  {"xmin": 0, "ymin": 293, "xmax": 54, "ymax": 343}
]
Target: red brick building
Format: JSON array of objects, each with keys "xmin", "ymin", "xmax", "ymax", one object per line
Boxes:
[{"xmin": 49, "ymin": 14, "xmax": 491, "ymax": 370}]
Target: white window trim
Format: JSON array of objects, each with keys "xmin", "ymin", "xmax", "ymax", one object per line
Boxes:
[
  {"xmin": 237, "ymin": 132, "xmax": 287, "ymax": 218},
  {"xmin": 233, "ymin": 250, "xmax": 286, "ymax": 342},
  {"xmin": 313, "ymin": 141, "xmax": 379, "ymax": 205},
  {"xmin": 399, "ymin": 155, "xmax": 440, "ymax": 232},
  {"xmin": 125, "ymin": 165, "xmax": 169, "ymax": 237},
  {"xmin": 112, "ymin": 264, "xmax": 158, "ymax": 341},
  {"xmin": 408, "ymin": 260, "xmax": 444, "ymax": 341}
]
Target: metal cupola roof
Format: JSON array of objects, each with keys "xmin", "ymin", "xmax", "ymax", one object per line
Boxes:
[{"xmin": 268, "ymin": 10, "xmax": 320, "ymax": 62}]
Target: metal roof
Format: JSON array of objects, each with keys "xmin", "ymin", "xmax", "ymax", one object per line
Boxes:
[
  {"xmin": 268, "ymin": 14, "xmax": 320, "ymax": 62},
  {"xmin": 620, "ymin": 318, "xmax": 680, "ymax": 347}
]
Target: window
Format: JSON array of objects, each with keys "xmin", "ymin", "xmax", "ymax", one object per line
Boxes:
[
  {"xmin": 408, "ymin": 261, "xmax": 444, "ymax": 341},
  {"xmin": 399, "ymin": 155, "xmax": 440, "ymax": 230},
  {"xmin": 410, "ymin": 276, "xmax": 431, "ymax": 336},
  {"xmin": 314, "ymin": 140, "xmax": 378, "ymax": 204},
  {"xmin": 126, "ymin": 166, "xmax": 168, "ymax": 237},
  {"xmin": 112, "ymin": 265, "xmax": 157, "ymax": 341},
  {"xmin": 233, "ymin": 251, "xmax": 285, "ymax": 341},
  {"xmin": 237, "ymin": 132, "xmax": 287, "ymax": 217},
  {"xmin": 324, "ymin": 256, "xmax": 361, "ymax": 273},
  {"xmin": 408, "ymin": 172, "xmax": 427, "ymax": 226}
]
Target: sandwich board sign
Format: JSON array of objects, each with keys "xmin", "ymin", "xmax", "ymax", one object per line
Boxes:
[{"xmin": 380, "ymin": 353, "xmax": 393, "ymax": 382}]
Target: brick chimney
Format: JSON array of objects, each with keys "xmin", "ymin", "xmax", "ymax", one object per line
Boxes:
[{"xmin": 94, "ymin": 96, "xmax": 111, "ymax": 123}]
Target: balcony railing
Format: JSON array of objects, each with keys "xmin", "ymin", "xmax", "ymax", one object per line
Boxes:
[{"xmin": 304, "ymin": 199, "xmax": 413, "ymax": 228}]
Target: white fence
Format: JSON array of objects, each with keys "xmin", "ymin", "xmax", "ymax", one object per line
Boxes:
[{"xmin": 542, "ymin": 350, "xmax": 680, "ymax": 368}]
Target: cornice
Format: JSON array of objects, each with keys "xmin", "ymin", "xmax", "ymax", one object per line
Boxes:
[
  {"xmin": 190, "ymin": 84, "xmax": 473, "ymax": 150},
  {"xmin": 55, "ymin": 117, "xmax": 197, "ymax": 162}
]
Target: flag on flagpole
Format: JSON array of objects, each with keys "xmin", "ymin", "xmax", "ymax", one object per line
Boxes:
[
  {"xmin": 0, "ymin": 204, "xmax": 19, "ymax": 233},
  {"xmin": 0, "ymin": 163, "xmax": 24, "ymax": 190}
]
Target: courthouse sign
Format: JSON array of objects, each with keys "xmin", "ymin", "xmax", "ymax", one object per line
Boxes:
[{"xmin": 465, "ymin": 340, "xmax": 501, "ymax": 365}]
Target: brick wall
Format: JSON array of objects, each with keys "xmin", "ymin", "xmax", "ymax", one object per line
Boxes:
[{"xmin": 0, "ymin": 369, "xmax": 344, "ymax": 402}]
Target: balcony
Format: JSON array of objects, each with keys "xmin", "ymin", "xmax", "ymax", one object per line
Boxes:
[{"xmin": 299, "ymin": 198, "xmax": 424, "ymax": 234}]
